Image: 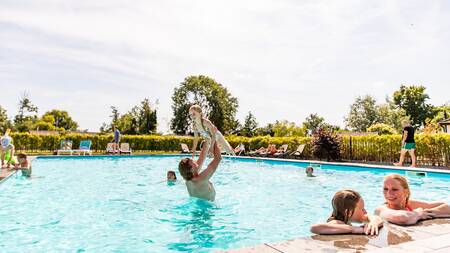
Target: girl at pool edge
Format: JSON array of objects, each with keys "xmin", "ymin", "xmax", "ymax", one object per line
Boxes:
[
  {"xmin": 375, "ymin": 174, "xmax": 450, "ymax": 225},
  {"xmin": 310, "ymin": 190, "xmax": 383, "ymax": 235},
  {"xmin": 189, "ymin": 105, "xmax": 235, "ymax": 157}
]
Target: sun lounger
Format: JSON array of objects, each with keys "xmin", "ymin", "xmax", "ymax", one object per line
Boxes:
[
  {"xmin": 106, "ymin": 143, "xmax": 116, "ymax": 154},
  {"xmin": 119, "ymin": 143, "xmax": 132, "ymax": 155},
  {"xmin": 181, "ymin": 143, "xmax": 190, "ymax": 153},
  {"xmin": 234, "ymin": 143, "xmax": 246, "ymax": 156},
  {"xmin": 72, "ymin": 140, "xmax": 92, "ymax": 155},
  {"xmin": 290, "ymin": 144, "xmax": 306, "ymax": 159},
  {"xmin": 56, "ymin": 140, "xmax": 73, "ymax": 155},
  {"xmin": 273, "ymin": 144, "xmax": 289, "ymax": 158}
]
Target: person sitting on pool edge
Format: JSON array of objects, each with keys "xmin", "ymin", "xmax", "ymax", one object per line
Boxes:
[
  {"xmin": 375, "ymin": 174, "xmax": 450, "ymax": 225},
  {"xmin": 167, "ymin": 170, "xmax": 177, "ymax": 183},
  {"xmin": 305, "ymin": 166, "xmax": 316, "ymax": 177},
  {"xmin": 13, "ymin": 153, "xmax": 32, "ymax": 177},
  {"xmin": 178, "ymin": 141, "xmax": 222, "ymax": 201},
  {"xmin": 310, "ymin": 189, "xmax": 383, "ymax": 235}
]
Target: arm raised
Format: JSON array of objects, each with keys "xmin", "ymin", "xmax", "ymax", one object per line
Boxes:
[{"xmin": 197, "ymin": 142, "xmax": 222, "ymax": 182}]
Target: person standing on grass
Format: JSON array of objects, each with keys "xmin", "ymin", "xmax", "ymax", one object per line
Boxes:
[
  {"xmin": 112, "ymin": 125, "xmax": 121, "ymax": 154},
  {"xmin": 394, "ymin": 119, "xmax": 416, "ymax": 167}
]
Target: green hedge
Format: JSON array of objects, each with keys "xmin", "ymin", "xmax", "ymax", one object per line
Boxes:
[
  {"xmin": 10, "ymin": 133, "xmax": 193, "ymax": 152},
  {"xmin": 9, "ymin": 133, "xmax": 450, "ymax": 166},
  {"xmin": 341, "ymin": 134, "xmax": 450, "ymax": 166}
]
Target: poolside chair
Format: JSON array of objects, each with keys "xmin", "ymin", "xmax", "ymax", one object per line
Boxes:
[
  {"xmin": 73, "ymin": 140, "xmax": 92, "ymax": 156},
  {"xmin": 234, "ymin": 143, "xmax": 245, "ymax": 156},
  {"xmin": 290, "ymin": 144, "xmax": 306, "ymax": 159},
  {"xmin": 106, "ymin": 143, "xmax": 115, "ymax": 154},
  {"xmin": 56, "ymin": 140, "xmax": 73, "ymax": 155},
  {"xmin": 180, "ymin": 143, "xmax": 190, "ymax": 153},
  {"xmin": 273, "ymin": 144, "xmax": 289, "ymax": 158},
  {"xmin": 119, "ymin": 143, "xmax": 132, "ymax": 155}
]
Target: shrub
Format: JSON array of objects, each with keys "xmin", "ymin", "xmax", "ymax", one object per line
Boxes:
[
  {"xmin": 367, "ymin": 123, "xmax": 397, "ymax": 135},
  {"xmin": 311, "ymin": 129, "xmax": 341, "ymax": 161}
]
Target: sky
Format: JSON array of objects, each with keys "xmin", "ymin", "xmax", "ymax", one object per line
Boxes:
[{"xmin": 1, "ymin": 0, "xmax": 449, "ymax": 133}]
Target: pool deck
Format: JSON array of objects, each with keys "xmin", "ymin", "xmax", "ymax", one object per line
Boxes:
[{"xmin": 218, "ymin": 218, "xmax": 450, "ymax": 253}]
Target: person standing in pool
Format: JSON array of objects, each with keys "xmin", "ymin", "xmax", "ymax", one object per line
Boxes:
[
  {"xmin": 178, "ymin": 141, "xmax": 222, "ymax": 201},
  {"xmin": 394, "ymin": 119, "xmax": 416, "ymax": 167},
  {"xmin": 112, "ymin": 125, "xmax": 121, "ymax": 154}
]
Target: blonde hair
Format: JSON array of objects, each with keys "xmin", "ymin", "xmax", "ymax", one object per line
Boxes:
[
  {"xmin": 384, "ymin": 173, "xmax": 411, "ymax": 207},
  {"xmin": 401, "ymin": 119, "xmax": 410, "ymax": 127},
  {"xmin": 189, "ymin": 105, "xmax": 203, "ymax": 114},
  {"xmin": 327, "ymin": 189, "xmax": 361, "ymax": 224},
  {"xmin": 189, "ymin": 104, "xmax": 206, "ymax": 133}
]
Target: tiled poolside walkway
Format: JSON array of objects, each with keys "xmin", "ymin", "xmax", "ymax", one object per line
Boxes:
[
  {"xmin": 0, "ymin": 167, "xmax": 16, "ymax": 181},
  {"xmin": 218, "ymin": 218, "xmax": 450, "ymax": 253}
]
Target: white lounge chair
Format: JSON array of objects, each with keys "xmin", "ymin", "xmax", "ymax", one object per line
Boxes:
[
  {"xmin": 56, "ymin": 140, "xmax": 73, "ymax": 155},
  {"xmin": 72, "ymin": 140, "xmax": 92, "ymax": 156},
  {"xmin": 120, "ymin": 143, "xmax": 132, "ymax": 155},
  {"xmin": 180, "ymin": 143, "xmax": 190, "ymax": 153},
  {"xmin": 234, "ymin": 143, "xmax": 245, "ymax": 156},
  {"xmin": 106, "ymin": 143, "xmax": 115, "ymax": 154}
]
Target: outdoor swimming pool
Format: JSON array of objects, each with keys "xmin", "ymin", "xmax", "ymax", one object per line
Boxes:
[{"xmin": 1, "ymin": 155, "xmax": 449, "ymax": 252}]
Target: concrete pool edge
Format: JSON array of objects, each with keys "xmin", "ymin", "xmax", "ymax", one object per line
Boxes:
[{"xmin": 217, "ymin": 218, "xmax": 450, "ymax": 253}]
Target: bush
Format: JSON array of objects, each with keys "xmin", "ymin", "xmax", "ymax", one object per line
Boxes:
[
  {"xmin": 311, "ymin": 129, "xmax": 341, "ymax": 161},
  {"xmin": 367, "ymin": 123, "xmax": 397, "ymax": 135}
]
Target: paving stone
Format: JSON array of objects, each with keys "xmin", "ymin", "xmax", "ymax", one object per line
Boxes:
[
  {"xmin": 216, "ymin": 244, "xmax": 281, "ymax": 253},
  {"xmin": 412, "ymin": 219, "xmax": 450, "ymax": 235},
  {"xmin": 366, "ymin": 222, "xmax": 436, "ymax": 248},
  {"xmin": 269, "ymin": 236, "xmax": 379, "ymax": 253}
]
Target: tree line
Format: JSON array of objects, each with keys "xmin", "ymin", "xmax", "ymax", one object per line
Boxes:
[{"xmin": 1, "ymin": 76, "xmax": 448, "ymax": 136}]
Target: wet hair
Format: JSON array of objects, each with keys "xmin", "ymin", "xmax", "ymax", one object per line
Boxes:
[
  {"xmin": 178, "ymin": 158, "xmax": 194, "ymax": 181},
  {"xmin": 327, "ymin": 190, "xmax": 362, "ymax": 224},
  {"xmin": 167, "ymin": 170, "xmax": 177, "ymax": 179},
  {"xmin": 17, "ymin": 153, "xmax": 27, "ymax": 159},
  {"xmin": 384, "ymin": 173, "xmax": 410, "ymax": 207},
  {"xmin": 306, "ymin": 166, "xmax": 314, "ymax": 173}
]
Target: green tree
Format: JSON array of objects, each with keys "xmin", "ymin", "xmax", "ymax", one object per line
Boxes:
[
  {"xmin": 393, "ymin": 85, "xmax": 435, "ymax": 128},
  {"xmin": 367, "ymin": 123, "xmax": 397, "ymax": 135},
  {"xmin": 137, "ymin": 98, "xmax": 157, "ymax": 134},
  {"xmin": 273, "ymin": 120, "xmax": 306, "ymax": 137},
  {"xmin": 0, "ymin": 106, "xmax": 13, "ymax": 133},
  {"xmin": 376, "ymin": 100, "xmax": 408, "ymax": 132},
  {"xmin": 255, "ymin": 123, "xmax": 274, "ymax": 136},
  {"xmin": 170, "ymin": 75, "xmax": 239, "ymax": 135},
  {"xmin": 345, "ymin": 95, "xmax": 379, "ymax": 132},
  {"xmin": 240, "ymin": 112, "xmax": 258, "ymax": 137},
  {"xmin": 303, "ymin": 113, "xmax": 325, "ymax": 135},
  {"xmin": 101, "ymin": 99, "xmax": 157, "ymax": 134},
  {"xmin": 14, "ymin": 92, "xmax": 38, "ymax": 132},
  {"xmin": 41, "ymin": 109, "xmax": 78, "ymax": 130}
]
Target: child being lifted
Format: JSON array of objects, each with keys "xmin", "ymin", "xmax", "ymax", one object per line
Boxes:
[{"xmin": 189, "ymin": 105, "xmax": 235, "ymax": 157}]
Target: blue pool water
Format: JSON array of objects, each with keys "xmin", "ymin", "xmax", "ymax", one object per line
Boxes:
[{"xmin": 1, "ymin": 156, "xmax": 450, "ymax": 252}]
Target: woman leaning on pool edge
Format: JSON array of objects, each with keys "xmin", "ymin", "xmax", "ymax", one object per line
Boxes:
[{"xmin": 375, "ymin": 174, "xmax": 450, "ymax": 225}]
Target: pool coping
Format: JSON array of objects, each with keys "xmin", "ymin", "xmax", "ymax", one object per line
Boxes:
[{"xmin": 217, "ymin": 218, "xmax": 450, "ymax": 253}]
